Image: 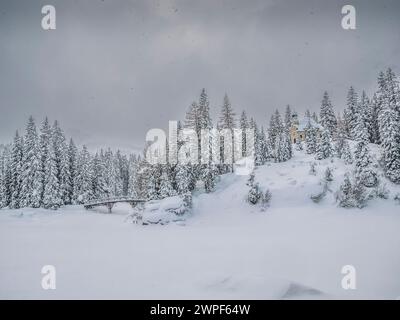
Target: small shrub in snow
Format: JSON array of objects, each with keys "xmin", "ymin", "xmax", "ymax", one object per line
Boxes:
[
  {"xmin": 394, "ymin": 193, "xmax": 400, "ymax": 205},
  {"xmin": 310, "ymin": 181, "xmax": 328, "ymax": 203},
  {"xmin": 261, "ymin": 189, "xmax": 272, "ymax": 211},
  {"xmin": 373, "ymin": 182, "xmax": 390, "ymax": 200},
  {"xmin": 336, "ymin": 174, "xmax": 355, "ymax": 208},
  {"xmin": 246, "ymin": 171, "xmax": 255, "ymax": 187},
  {"xmin": 309, "ymin": 162, "xmax": 317, "ymax": 176},
  {"xmin": 247, "ymin": 183, "xmax": 262, "ymax": 205},
  {"xmin": 324, "ymin": 167, "xmax": 333, "ymax": 182},
  {"xmin": 295, "ymin": 140, "xmax": 303, "ymax": 151},
  {"xmin": 336, "ymin": 174, "xmax": 368, "ymax": 209}
]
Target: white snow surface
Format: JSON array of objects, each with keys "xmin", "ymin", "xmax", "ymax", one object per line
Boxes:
[{"xmin": 1, "ymin": 148, "xmax": 400, "ymax": 299}]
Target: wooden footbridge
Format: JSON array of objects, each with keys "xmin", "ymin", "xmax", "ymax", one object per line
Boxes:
[{"xmin": 84, "ymin": 197, "xmax": 146, "ymax": 213}]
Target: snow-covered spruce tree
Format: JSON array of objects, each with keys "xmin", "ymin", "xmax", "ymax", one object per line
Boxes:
[
  {"xmin": 336, "ymin": 174, "xmax": 354, "ymax": 208},
  {"xmin": 305, "ymin": 124, "xmax": 318, "ymax": 154},
  {"xmin": 127, "ymin": 154, "xmax": 138, "ymax": 198},
  {"xmin": 42, "ymin": 139, "xmax": 63, "ymax": 209},
  {"xmin": 175, "ymin": 164, "xmax": 191, "ymax": 195},
  {"xmin": 256, "ymin": 127, "xmax": 269, "ymax": 165},
  {"xmin": 312, "ymin": 112, "xmax": 319, "ymax": 124},
  {"xmin": 315, "ymin": 129, "xmax": 334, "ymax": 160},
  {"xmin": 218, "ymin": 94, "xmax": 236, "ymax": 172},
  {"xmin": 354, "ymin": 114, "xmax": 378, "ymax": 188},
  {"xmin": 345, "ymin": 86, "xmax": 359, "ymax": 139},
  {"xmin": 341, "ymin": 140, "xmax": 353, "ymax": 165},
  {"xmin": 284, "ymin": 105, "xmax": 292, "ymax": 131},
  {"xmin": 335, "ymin": 112, "xmax": 346, "ymax": 158},
  {"xmin": 202, "ymin": 163, "xmax": 218, "ymax": 193},
  {"xmin": 377, "ymin": 69, "xmax": 400, "ymax": 184},
  {"xmin": 74, "ymin": 145, "xmax": 93, "ymax": 204},
  {"xmin": 38, "ymin": 118, "xmax": 51, "ymax": 204},
  {"xmin": 9, "ymin": 131, "xmax": 23, "ymax": 209},
  {"xmin": 113, "ymin": 151, "xmax": 125, "ymax": 197},
  {"xmin": 247, "ymin": 182, "xmax": 262, "ymax": 205},
  {"xmin": 274, "ymin": 131, "xmax": 291, "ymax": 163},
  {"xmin": 378, "ymin": 105, "xmax": 400, "ymax": 183},
  {"xmin": 67, "ymin": 138, "xmax": 78, "ymax": 204},
  {"xmin": 0, "ymin": 147, "xmax": 12, "ymax": 208},
  {"xmin": 159, "ymin": 166, "xmax": 176, "ymax": 199},
  {"xmin": 52, "ymin": 121, "xmax": 71, "ymax": 205},
  {"xmin": 239, "ymin": 111, "xmax": 249, "ymax": 157},
  {"xmin": 20, "ymin": 116, "xmax": 43, "ymax": 208},
  {"xmin": 92, "ymin": 152, "xmax": 109, "ymax": 200},
  {"xmin": 369, "ymin": 93, "xmax": 381, "ymax": 144},
  {"xmin": 320, "ymin": 91, "xmax": 337, "ymax": 137},
  {"xmin": 268, "ymin": 110, "xmax": 284, "ymax": 151},
  {"xmin": 359, "ymin": 91, "xmax": 372, "ymax": 142}
]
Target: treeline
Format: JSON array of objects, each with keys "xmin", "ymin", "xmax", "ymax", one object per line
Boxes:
[
  {"xmin": 0, "ymin": 68, "xmax": 399, "ymax": 210},
  {"xmin": 0, "ymin": 117, "xmax": 140, "ymax": 209}
]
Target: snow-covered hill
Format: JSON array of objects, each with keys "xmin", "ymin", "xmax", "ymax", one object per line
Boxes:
[{"xmin": 1, "ymin": 148, "xmax": 400, "ymax": 299}]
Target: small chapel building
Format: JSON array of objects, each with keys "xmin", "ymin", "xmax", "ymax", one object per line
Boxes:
[{"xmin": 289, "ymin": 114, "xmax": 322, "ymax": 144}]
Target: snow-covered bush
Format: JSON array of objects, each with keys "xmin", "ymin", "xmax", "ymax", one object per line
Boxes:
[
  {"xmin": 310, "ymin": 181, "xmax": 328, "ymax": 203},
  {"xmin": 127, "ymin": 194, "xmax": 191, "ymax": 225},
  {"xmin": 336, "ymin": 174, "xmax": 368, "ymax": 209},
  {"xmin": 324, "ymin": 167, "xmax": 333, "ymax": 182},
  {"xmin": 373, "ymin": 182, "xmax": 390, "ymax": 200},
  {"xmin": 261, "ymin": 189, "xmax": 272, "ymax": 211},
  {"xmin": 295, "ymin": 140, "xmax": 303, "ymax": 151},
  {"xmin": 247, "ymin": 182, "xmax": 262, "ymax": 205},
  {"xmin": 309, "ymin": 162, "xmax": 317, "ymax": 176},
  {"xmin": 394, "ymin": 193, "xmax": 400, "ymax": 205},
  {"xmin": 246, "ymin": 171, "xmax": 255, "ymax": 187}
]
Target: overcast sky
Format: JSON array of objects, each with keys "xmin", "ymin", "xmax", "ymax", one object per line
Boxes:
[{"xmin": 0, "ymin": 0, "xmax": 399, "ymax": 152}]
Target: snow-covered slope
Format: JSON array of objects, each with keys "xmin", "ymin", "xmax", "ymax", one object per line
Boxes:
[{"xmin": 1, "ymin": 148, "xmax": 400, "ymax": 299}]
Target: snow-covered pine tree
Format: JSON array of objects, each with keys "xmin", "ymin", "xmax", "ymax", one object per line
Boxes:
[
  {"xmin": 42, "ymin": 137, "xmax": 62, "ymax": 209},
  {"xmin": 175, "ymin": 164, "xmax": 191, "ymax": 195},
  {"xmin": 320, "ymin": 91, "xmax": 337, "ymax": 137},
  {"xmin": 295, "ymin": 138, "xmax": 303, "ymax": 151},
  {"xmin": 240, "ymin": 111, "xmax": 248, "ymax": 157},
  {"xmin": 284, "ymin": 105, "xmax": 292, "ymax": 131},
  {"xmin": 247, "ymin": 182, "xmax": 262, "ymax": 205},
  {"xmin": 0, "ymin": 146, "xmax": 12, "ymax": 208},
  {"xmin": 113, "ymin": 151, "xmax": 125, "ymax": 197},
  {"xmin": 74, "ymin": 145, "xmax": 93, "ymax": 204},
  {"xmin": 268, "ymin": 110, "xmax": 284, "ymax": 150},
  {"xmin": 159, "ymin": 166, "xmax": 175, "ymax": 199},
  {"xmin": 311, "ymin": 112, "xmax": 319, "ymax": 123},
  {"xmin": 127, "ymin": 154, "xmax": 139, "ymax": 198},
  {"xmin": 378, "ymin": 100, "xmax": 400, "ymax": 184},
  {"xmin": 359, "ymin": 91, "xmax": 372, "ymax": 142},
  {"xmin": 353, "ymin": 116, "xmax": 378, "ymax": 188},
  {"xmin": 315, "ymin": 128, "xmax": 333, "ymax": 160},
  {"xmin": 52, "ymin": 121, "xmax": 71, "ymax": 205},
  {"xmin": 341, "ymin": 140, "xmax": 353, "ymax": 165},
  {"xmin": 305, "ymin": 121, "xmax": 318, "ymax": 154},
  {"xmin": 218, "ymin": 94, "xmax": 236, "ymax": 172},
  {"xmin": 336, "ymin": 174, "xmax": 354, "ymax": 208},
  {"xmin": 345, "ymin": 86, "xmax": 359, "ymax": 139},
  {"xmin": 92, "ymin": 152, "xmax": 109, "ymax": 200},
  {"xmin": 335, "ymin": 113, "xmax": 346, "ymax": 158},
  {"xmin": 20, "ymin": 116, "xmax": 42, "ymax": 208},
  {"xmin": 9, "ymin": 131, "xmax": 23, "ymax": 208},
  {"xmin": 68, "ymin": 138, "xmax": 78, "ymax": 204},
  {"xmin": 369, "ymin": 93, "xmax": 381, "ymax": 144},
  {"xmin": 38, "ymin": 118, "xmax": 51, "ymax": 204}
]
